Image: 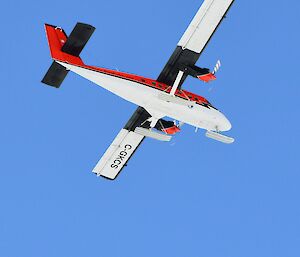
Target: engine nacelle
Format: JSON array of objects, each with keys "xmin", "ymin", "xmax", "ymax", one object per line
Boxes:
[
  {"xmin": 155, "ymin": 120, "xmax": 181, "ymax": 135},
  {"xmin": 179, "ymin": 65, "xmax": 216, "ymax": 83}
]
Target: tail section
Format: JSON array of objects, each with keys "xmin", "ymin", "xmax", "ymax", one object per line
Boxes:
[{"xmin": 41, "ymin": 23, "xmax": 95, "ymax": 88}]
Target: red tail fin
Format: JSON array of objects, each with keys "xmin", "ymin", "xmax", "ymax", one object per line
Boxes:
[
  {"xmin": 44, "ymin": 24, "xmax": 84, "ymax": 65},
  {"xmin": 42, "ymin": 23, "xmax": 95, "ymax": 88}
]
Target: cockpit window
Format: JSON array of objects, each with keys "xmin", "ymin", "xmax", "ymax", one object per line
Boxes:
[{"xmin": 207, "ymin": 101, "xmax": 218, "ymax": 110}]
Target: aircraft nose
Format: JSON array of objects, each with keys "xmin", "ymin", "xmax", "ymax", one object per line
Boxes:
[{"xmin": 217, "ymin": 112, "xmax": 232, "ymax": 132}]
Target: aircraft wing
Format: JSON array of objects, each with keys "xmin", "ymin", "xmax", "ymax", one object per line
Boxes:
[
  {"xmin": 93, "ymin": 0, "xmax": 235, "ymax": 180},
  {"xmin": 93, "ymin": 107, "xmax": 150, "ymax": 180},
  {"xmin": 157, "ymin": 0, "xmax": 234, "ymax": 87}
]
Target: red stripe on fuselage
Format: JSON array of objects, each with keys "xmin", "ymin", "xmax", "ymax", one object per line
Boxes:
[{"xmin": 61, "ymin": 61, "xmax": 211, "ymax": 106}]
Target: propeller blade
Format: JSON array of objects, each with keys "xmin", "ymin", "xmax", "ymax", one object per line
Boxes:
[
  {"xmin": 178, "ymin": 121, "xmax": 185, "ymax": 128},
  {"xmin": 213, "ymin": 60, "xmax": 221, "ymax": 74}
]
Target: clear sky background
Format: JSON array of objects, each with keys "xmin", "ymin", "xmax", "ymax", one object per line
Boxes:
[{"xmin": 1, "ymin": 0, "xmax": 300, "ymax": 256}]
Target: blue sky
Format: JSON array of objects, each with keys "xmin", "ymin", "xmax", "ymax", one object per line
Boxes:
[{"xmin": 1, "ymin": 0, "xmax": 300, "ymax": 256}]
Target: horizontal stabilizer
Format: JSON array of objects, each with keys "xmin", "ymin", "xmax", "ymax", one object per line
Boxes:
[
  {"xmin": 41, "ymin": 61, "xmax": 69, "ymax": 88},
  {"xmin": 61, "ymin": 23, "xmax": 95, "ymax": 57}
]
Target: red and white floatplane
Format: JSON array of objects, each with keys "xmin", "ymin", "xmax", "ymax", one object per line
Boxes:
[{"xmin": 42, "ymin": 0, "xmax": 235, "ymax": 180}]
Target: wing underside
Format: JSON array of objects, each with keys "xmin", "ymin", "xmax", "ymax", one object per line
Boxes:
[
  {"xmin": 93, "ymin": 107, "xmax": 150, "ymax": 180},
  {"xmin": 93, "ymin": 128, "xmax": 145, "ymax": 180},
  {"xmin": 157, "ymin": 0, "xmax": 234, "ymax": 88}
]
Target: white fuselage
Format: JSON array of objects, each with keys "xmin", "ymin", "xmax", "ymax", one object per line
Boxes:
[{"xmin": 59, "ymin": 61, "xmax": 231, "ymax": 132}]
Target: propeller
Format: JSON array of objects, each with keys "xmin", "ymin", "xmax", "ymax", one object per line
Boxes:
[
  {"xmin": 176, "ymin": 121, "xmax": 185, "ymax": 128},
  {"xmin": 212, "ymin": 60, "xmax": 221, "ymax": 75}
]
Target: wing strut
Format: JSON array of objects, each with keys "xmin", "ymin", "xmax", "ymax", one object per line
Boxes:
[{"xmin": 170, "ymin": 71, "xmax": 184, "ymax": 96}]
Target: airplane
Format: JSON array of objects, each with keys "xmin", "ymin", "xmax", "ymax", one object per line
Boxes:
[{"xmin": 42, "ymin": 0, "xmax": 235, "ymax": 180}]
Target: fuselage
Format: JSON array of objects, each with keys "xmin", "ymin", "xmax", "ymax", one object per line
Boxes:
[{"xmin": 58, "ymin": 61, "xmax": 231, "ymax": 132}]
